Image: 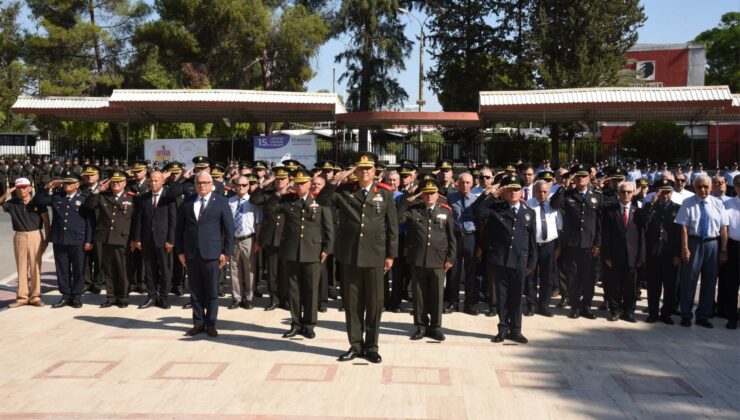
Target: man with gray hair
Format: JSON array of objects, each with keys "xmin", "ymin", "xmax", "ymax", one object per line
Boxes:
[
  {"xmin": 675, "ymin": 174, "xmax": 729, "ymax": 328},
  {"xmin": 228, "ymin": 175, "xmax": 262, "ymax": 310}
]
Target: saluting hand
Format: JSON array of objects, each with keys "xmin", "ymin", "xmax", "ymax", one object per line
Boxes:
[
  {"xmin": 383, "ymin": 258, "xmax": 393, "ymax": 274},
  {"xmin": 98, "ymin": 179, "xmax": 110, "ymax": 192}
]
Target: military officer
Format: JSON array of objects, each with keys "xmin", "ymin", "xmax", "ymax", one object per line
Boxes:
[
  {"xmin": 84, "ymin": 170, "xmax": 137, "ymax": 308},
  {"xmin": 435, "ymin": 159, "xmax": 457, "ymax": 197},
  {"xmin": 0, "ymin": 156, "xmax": 9, "ymax": 194},
  {"xmin": 316, "ymin": 152, "xmax": 398, "ymax": 364},
  {"xmin": 163, "ymin": 161, "xmax": 188, "ymax": 296},
  {"xmin": 33, "ymin": 171, "xmax": 93, "ymax": 308},
  {"xmin": 550, "ymin": 164, "xmax": 602, "ymax": 319},
  {"xmin": 80, "ymin": 165, "xmax": 104, "ymax": 294},
  {"xmin": 34, "ymin": 156, "xmax": 52, "ymax": 190},
  {"xmin": 478, "ymin": 175, "xmax": 536, "ymax": 344},
  {"xmin": 8, "ymin": 156, "xmax": 23, "ymax": 186},
  {"xmin": 264, "ymin": 168, "xmax": 334, "ymax": 339},
  {"xmin": 398, "ymin": 179, "xmax": 456, "ymax": 342}
]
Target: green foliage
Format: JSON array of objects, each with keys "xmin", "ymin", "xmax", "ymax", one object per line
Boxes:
[
  {"xmin": 410, "ymin": 132, "xmax": 444, "ymax": 163},
  {"xmin": 0, "ymin": 1, "xmax": 25, "ymax": 130},
  {"xmin": 693, "ymin": 12, "xmax": 739, "ymax": 92},
  {"xmin": 620, "ymin": 121, "xmax": 691, "ymax": 163}
]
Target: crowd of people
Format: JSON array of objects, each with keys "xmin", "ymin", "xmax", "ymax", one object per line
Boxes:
[{"xmin": 0, "ymin": 153, "xmax": 738, "ymax": 364}]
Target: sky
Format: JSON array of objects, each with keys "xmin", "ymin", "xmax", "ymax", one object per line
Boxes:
[{"xmin": 306, "ymin": 0, "xmax": 740, "ymax": 111}]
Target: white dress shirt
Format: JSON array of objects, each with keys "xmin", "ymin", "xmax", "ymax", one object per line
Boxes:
[
  {"xmin": 229, "ymin": 194, "xmax": 262, "ymax": 237},
  {"xmin": 674, "ymin": 195, "xmax": 728, "ymax": 237},
  {"xmin": 644, "ymin": 188, "xmax": 694, "ymax": 206},
  {"xmin": 724, "ymin": 197, "xmax": 740, "ymax": 241},
  {"xmin": 193, "ymin": 192, "xmax": 212, "ymax": 220},
  {"xmin": 526, "ymin": 197, "xmax": 562, "ymax": 243}
]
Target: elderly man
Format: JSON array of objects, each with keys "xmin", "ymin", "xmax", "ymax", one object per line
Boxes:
[
  {"xmin": 176, "ymin": 172, "xmax": 235, "ymax": 337},
  {"xmin": 525, "ymin": 179, "xmax": 561, "ymax": 317},
  {"xmin": 675, "ymin": 175, "xmax": 729, "ymax": 328},
  {"xmin": 445, "ymin": 172, "xmax": 480, "ymax": 315},
  {"xmin": 227, "ymin": 175, "xmax": 262, "ymax": 310},
  {"xmin": 711, "ymin": 175, "xmax": 731, "ymax": 203},
  {"xmin": 717, "ymin": 175, "xmax": 739, "ymax": 329},
  {"xmin": 0, "ymin": 178, "xmax": 50, "ymax": 308}
]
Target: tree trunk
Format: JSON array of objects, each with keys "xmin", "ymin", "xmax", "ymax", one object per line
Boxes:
[{"xmin": 358, "ymin": 21, "xmax": 373, "ymax": 152}]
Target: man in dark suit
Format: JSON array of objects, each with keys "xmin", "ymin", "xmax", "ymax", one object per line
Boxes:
[
  {"xmin": 550, "ymin": 164, "xmax": 602, "ymax": 319},
  {"xmin": 175, "ymin": 172, "xmax": 235, "ymax": 337},
  {"xmin": 397, "ymin": 179, "xmax": 456, "ymax": 341},
  {"xmin": 33, "ymin": 171, "xmax": 93, "ymax": 308},
  {"xmin": 127, "ymin": 160, "xmax": 151, "ymax": 294},
  {"xmin": 601, "ymin": 181, "xmax": 645, "ymax": 323},
  {"xmin": 132, "ymin": 171, "xmax": 176, "ymax": 309},
  {"xmin": 478, "ymin": 175, "xmax": 537, "ymax": 344},
  {"xmin": 641, "ymin": 179, "xmax": 682, "ymax": 324},
  {"xmin": 84, "ymin": 170, "xmax": 137, "ymax": 308},
  {"xmin": 264, "ymin": 168, "xmax": 334, "ymax": 339},
  {"xmin": 315, "ymin": 152, "xmax": 398, "ymax": 364}
]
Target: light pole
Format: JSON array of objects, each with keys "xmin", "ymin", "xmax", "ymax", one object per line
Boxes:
[{"xmin": 399, "ymin": 8, "xmax": 430, "ymax": 162}]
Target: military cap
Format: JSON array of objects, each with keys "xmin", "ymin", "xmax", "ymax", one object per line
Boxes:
[
  {"xmin": 398, "ymin": 159, "xmax": 415, "ymax": 167},
  {"xmin": 570, "ymin": 163, "xmax": 590, "ymax": 177},
  {"xmin": 417, "ymin": 173, "xmax": 436, "ymax": 182},
  {"xmin": 636, "ymin": 178, "xmax": 649, "ymax": 188},
  {"xmin": 500, "ymin": 174, "xmax": 523, "ymax": 189},
  {"xmin": 333, "ymin": 162, "xmax": 345, "ymax": 172},
  {"xmin": 292, "ymin": 168, "xmax": 313, "ymax": 183},
  {"xmin": 252, "ymin": 160, "xmax": 268, "ymax": 170},
  {"xmin": 418, "ymin": 178, "xmax": 440, "ymax": 194},
  {"xmin": 130, "ymin": 160, "xmax": 147, "ymax": 172},
  {"xmin": 61, "ymin": 169, "xmax": 81, "ymax": 183},
  {"xmin": 398, "ymin": 163, "xmax": 417, "ymax": 175},
  {"xmin": 164, "ymin": 161, "xmax": 183, "ymax": 173},
  {"xmin": 606, "ymin": 166, "xmax": 626, "ymax": 180},
  {"xmin": 73, "ymin": 157, "xmax": 79, "ymax": 163},
  {"xmin": 469, "ymin": 166, "xmax": 481, "ymax": 176},
  {"xmin": 503, "ymin": 162, "xmax": 517, "ymax": 173},
  {"xmin": 354, "ymin": 152, "xmax": 378, "ymax": 168},
  {"xmin": 435, "ymin": 159, "xmax": 453, "ymax": 170},
  {"xmin": 239, "ymin": 161, "xmax": 252, "ymax": 170},
  {"xmin": 311, "ymin": 167, "xmax": 322, "ymax": 176},
  {"xmin": 81, "ymin": 165, "xmax": 100, "ymax": 176},
  {"xmin": 108, "ymin": 170, "xmax": 127, "ymax": 182},
  {"xmin": 282, "ymin": 159, "xmax": 303, "ymax": 170},
  {"xmin": 272, "ymin": 166, "xmax": 291, "ymax": 179},
  {"xmin": 315, "ymin": 160, "xmax": 336, "ymax": 171},
  {"xmin": 192, "ymin": 156, "xmax": 210, "ymax": 168},
  {"xmin": 245, "ymin": 173, "xmax": 259, "ymax": 183},
  {"xmin": 375, "ymin": 162, "xmax": 386, "ymax": 171},
  {"xmin": 537, "ymin": 170, "xmax": 555, "ymax": 182},
  {"xmin": 210, "ymin": 162, "xmax": 226, "ymax": 177},
  {"xmin": 493, "ymin": 171, "xmax": 506, "ymax": 185}
]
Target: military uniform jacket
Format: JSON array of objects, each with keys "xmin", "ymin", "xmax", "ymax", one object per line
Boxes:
[
  {"xmin": 8, "ymin": 163, "xmax": 22, "ymax": 184},
  {"xmin": 34, "ymin": 164, "xmax": 52, "ymax": 187},
  {"xmin": 83, "ymin": 191, "xmax": 136, "ymax": 246},
  {"xmin": 51, "ymin": 164, "xmax": 63, "ymax": 180},
  {"xmin": 128, "ymin": 178, "xmax": 151, "ymax": 195},
  {"xmin": 550, "ymin": 187, "xmax": 602, "ymax": 249},
  {"xmin": 0, "ymin": 163, "xmax": 8, "ymax": 187},
  {"xmin": 482, "ymin": 202, "xmax": 537, "ymax": 271},
  {"xmin": 641, "ymin": 200, "xmax": 682, "ymax": 257},
  {"xmin": 33, "ymin": 190, "xmax": 93, "ymax": 245},
  {"xmin": 397, "ymin": 201, "xmax": 456, "ymax": 269},
  {"xmin": 263, "ymin": 193, "xmax": 334, "ymax": 263},
  {"xmin": 249, "ymin": 187, "xmax": 286, "ymax": 247},
  {"xmin": 315, "ymin": 182, "xmax": 398, "ymax": 268}
]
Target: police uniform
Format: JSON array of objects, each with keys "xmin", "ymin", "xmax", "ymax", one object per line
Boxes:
[
  {"xmin": 315, "ymin": 152, "xmax": 398, "ymax": 363},
  {"xmin": 479, "ymin": 175, "xmax": 536, "ymax": 344},
  {"xmin": 265, "ymin": 169, "xmax": 334, "ymax": 338},
  {"xmin": 397, "ymin": 179, "xmax": 456, "ymax": 341},
  {"xmin": 550, "ymin": 164, "xmax": 602, "ymax": 319},
  {"xmin": 33, "ymin": 171, "xmax": 93, "ymax": 307},
  {"xmin": 79, "ymin": 166, "xmax": 105, "ymax": 293},
  {"xmin": 84, "ymin": 170, "xmax": 137, "ymax": 307}
]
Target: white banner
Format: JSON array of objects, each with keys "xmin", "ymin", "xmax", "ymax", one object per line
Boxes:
[
  {"xmin": 144, "ymin": 139, "xmax": 208, "ymax": 164},
  {"xmin": 254, "ymin": 134, "xmax": 317, "ymax": 166}
]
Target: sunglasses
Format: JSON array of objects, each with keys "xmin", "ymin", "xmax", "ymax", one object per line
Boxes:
[
  {"xmin": 236, "ymin": 184, "xmax": 249, "ymax": 187},
  {"xmin": 479, "ymin": 175, "xmax": 491, "ymax": 180},
  {"xmin": 619, "ymin": 190, "xmax": 634, "ymax": 194},
  {"xmin": 676, "ymin": 179, "xmax": 686, "ymax": 182}
]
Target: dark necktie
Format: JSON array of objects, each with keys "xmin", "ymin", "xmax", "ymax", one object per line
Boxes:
[
  {"xmin": 361, "ymin": 188, "xmax": 367, "ymax": 202},
  {"xmin": 512, "ymin": 206, "xmax": 517, "ymax": 216},
  {"xmin": 540, "ymin": 201, "xmax": 548, "ymax": 241},
  {"xmin": 699, "ymin": 201, "xmax": 709, "ymax": 238},
  {"xmin": 623, "ymin": 206, "xmax": 629, "ymax": 227},
  {"xmin": 198, "ymin": 197, "xmax": 207, "ymax": 219},
  {"xmin": 152, "ymin": 193, "xmax": 159, "ymax": 209},
  {"xmin": 302, "ymin": 197, "xmax": 307, "ymax": 208},
  {"xmin": 427, "ymin": 207, "xmax": 433, "ymax": 218},
  {"xmin": 524, "ymin": 187, "xmax": 529, "ymax": 201}
]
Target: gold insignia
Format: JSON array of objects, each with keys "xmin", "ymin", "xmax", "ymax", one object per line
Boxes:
[
  {"xmin": 75, "ymin": 200, "xmax": 81, "ymax": 206},
  {"xmin": 590, "ymin": 197, "xmax": 598, "ymax": 204},
  {"xmin": 524, "ymin": 214, "xmax": 531, "ymax": 221}
]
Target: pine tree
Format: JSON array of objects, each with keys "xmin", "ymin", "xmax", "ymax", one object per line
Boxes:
[{"xmin": 0, "ymin": 1, "xmax": 25, "ymax": 130}]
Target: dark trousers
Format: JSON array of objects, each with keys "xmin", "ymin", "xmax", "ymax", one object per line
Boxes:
[
  {"xmin": 717, "ymin": 238, "xmax": 739, "ymax": 323},
  {"xmin": 605, "ymin": 259, "xmax": 637, "ymax": 313},
  {"xmin": 286, "ymin": 261, "xmax": 320, "ymax": 330},
  {"xmin": 446, "ymin": 233, "xmax": 477, "ymax": 307},
  {"xmin": 341, "ymin": 264, "xmax": 384, "ymax": 353},
  {"xmin": 680, "ymin": 238, "xmax": 719, "ymax": 321},
  {"xmin": 143, "ymin": 244, "xmax": 171, "ymax": 300},
  {"xmin": 84, "ymin": 240, "xmax": 104, "ymax": 289},
  {"xmin": 319, "ymin": 260, "xmax": 329, "ymax": 305},
  {"xmin": 493, "ymin": 264, "xmax": 524, "ymax": 335},
  {"xmin": 526, "ymin": 241, "xmax": 556, "ymax": 309},
  {"xmin": 171, "ymin": 250, "xmax": 187, "ymax": 293},
  {"xmin": 127, "ymin": 248, "xmax": 146, "ymax": 291},
  {"xmin": 53, "ymin": 243, "xmax": 86, "ymax": 300},
  {"xmin": 186, "ymin": 256, "xmax": 220, "ymax": 327},
  {"xmin": 646, "ymin": 252, "xmax": 678, "ymax": 318},
  {"xmin": 264, "ymin": 245, "xmax": 288, "ymax": 306},
  {"xmin": 103, "ymin": 244, "xmax": 129, "ymax": 302},
  {"xmin": 563, "ymin": 246, "xmax": 595, "ymax": 310},
  {"xmin": 390, "ymin": 234, "xmax": 410, "ymax": 308},
  {"xmin": 411, "ymin": 266, "xmax": 444, "ymax": 328},
  {"xmin": 326, "ymin": 254, "xmax": 338, "ymax": 299}
]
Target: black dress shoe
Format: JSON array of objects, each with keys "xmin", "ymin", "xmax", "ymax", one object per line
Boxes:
[
  {"xmin": 443, "ymin": 303, "xmax": 456, "ymax": 314},
  {"xmin": 695, "ymin": 319, "xmax": 713, "ymax": 329},
  {"xmin": 491, "ymin": 333, "xmax": 505, "ymax": 343},
  {"xmin": 645, "ymin": 315, "xmax": 658, "ymax": 323},
  {"xmin": 464, "ymin": 307, "xmax": 479, "ymax": 316},
  {"xmin": 427, "ymin": 329, "xmax": 445, "ymax": 342},
  {"xmin": 282, "ymin": 327, "xmax": 302, "ymax": 338},
  {"xmin": 172, "ymin": 287, "xmax": 184, "ymax": 296},
  {"xmin": 117, "ymin": 301, "xmax": 128, "ymax": 308},
  {"xmin": 607, "ymin": 311, "xmax": 619, "ymax": 322},
  {"xmin": 621, "ymin": 313, "xmax": 636, "ymax": 323},
  {"xmin": 206, "ymin": 326, "xmax": 219, "ymax": 337},
  {"xmin": 556, "ymin": 298, "xmax": 570, "ymax": 308},
  {"xmin": 523, "ymin": 307, "xmax": 535, "ymax": 317},
  {"xmin": 264, "ymin": 304, "xmax": 277, "ymax": 311},
  {"xmin": 338, "ymin": 305, "xmax": 345, "ymax": 312},
  {"xmin": 505, "ymin": 332, "xmax": 528, "ymax": 344},
  {"xmin": 253, "ymin": 292, "xmax": 263, "ymax": 298},
  {"xmin": 158, "ymin": 300, "xmax": 171, "ymax": 310},
  {"xmin": 725, "ymin": 320, "xmax": 738, "ymax": 330},
  {"xmin": 579, "ymin": 309, "xmax": 597, "ymax": 319},
  {"xmin": 410, "ymin": 327, "xmax": 426, "ymax": 340},
  {"xmin": 87, "ymin": 287, "xmax": 101, "ymax": 295},
  {"xmin": 218, "ymin": 290, "xmax": 226, "ymax": 297},
  {"xmin": 52, "ymin": 298, "xmax": 69, "ymax": 308},
  {"xmin": 99, "ymin": 300, "xmax": 115, "ymax": 308},
  {"xmin": 318, "ymin": 304, "xmax": 327, "ymax": 313},
  {"xmin": 227, "ymin": 300, "xmax": 240, "ymax": 310},
  {"xmin": 366, "ymin": 352, "xmax": 382, "ymax": 364},
  {"xmin": 659, "ymin": 315, "xmax": 674, "ymax": 325},
  {"xmin": 241, "ymin": 300, "xmax": 254, "ymax": 309},
  {"xmin": 567, "ymin": 308, "xmax": 580, "ymax": 319},
  {"xmin": 536, "ymin": 308, "xmax": 554, "ymax": 317},
  {"xmin": 338, "ymin": 349, "xmax": 360, "ymax": 362},
  {"xmin": 182, "ymin": 302, "xmax": 192, "ymax": 309},
  {"xmin": 70, "ymin": 300, "xmax": 82, "ymax": 308},
  {"xmin": 302, "ymin": 328, "xmax": 316, "ymax": 339},
  {"xmin": 680, "ymin": 318, "xmax": 692, "ymax": 327},
  {"xmin": 185, "ymin": 325, "xmax": 205, "ymax": 336},
  {"xmin": 486, "ymin": 306, "xmax": 496, "ymax": 317},
  {"xmin": 139, "ymin": 298, "xmax": 156, "ymax": 309}
]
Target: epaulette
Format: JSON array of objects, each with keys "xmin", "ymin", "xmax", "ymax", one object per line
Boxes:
[
  {"xmin": 374, "ymin": 182, "xmax": 392, "ymax": 191},
  {"xmin": 310, "ymin": 192, "xmax": 317, "ymax": 200},
  {"xmin": 283, "ymin": 192, "xmax": 297, "ymax": 197},
  {"xmin": 224, "ymin": 185, "xmax": 233, "ymax": 191},
  {"xmin": 440, "ymin": 203, "xmax": 452, "ymax": 211},
  {"xmin": 126, "ymin": 191, "xmax": 138, "ymax": 197}
]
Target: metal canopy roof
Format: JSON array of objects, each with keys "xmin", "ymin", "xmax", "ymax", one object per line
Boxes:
[
  {"xmin": 479, "ymin": 86, "xmax": 735, "ymax": 123},
  {"xmin": 11, "ymin": 89, "xmax": 346, "ymax": 123},
  {"xmin": 335, "ymin": 111, "xmax": 480, "ymax": 128}
]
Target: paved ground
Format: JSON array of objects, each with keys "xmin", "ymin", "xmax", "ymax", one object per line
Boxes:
[{"xmin": 0, "ymin": 214, "xmax": 738, "ymax": 419}]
